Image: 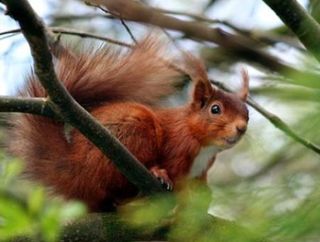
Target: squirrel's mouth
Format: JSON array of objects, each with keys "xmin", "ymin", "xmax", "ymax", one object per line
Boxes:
[
  {"xmin": 206, "ymin": 135, "xmax": 243, "ymax": 148},
  {"xmin": 224, "ymin": 136, "xmax": 241, "ymax": 146}
]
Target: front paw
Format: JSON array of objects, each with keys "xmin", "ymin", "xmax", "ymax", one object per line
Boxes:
[{"xmin": 150, "ymin": 166, "xmax": 173, "ymax": 191}]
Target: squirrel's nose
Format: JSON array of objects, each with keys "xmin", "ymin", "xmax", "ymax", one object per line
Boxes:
[{"xmin": 236, "ymin": 124, "xmax": 247, "ymax": 135}]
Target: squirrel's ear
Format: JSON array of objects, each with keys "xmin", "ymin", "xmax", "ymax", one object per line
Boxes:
[
  {"xmin": 192, "ymin": 79, "xmax": 214, "ymax": 109},
  {"xmin": 238, "ymin": 68, "xmax": 249, "ymax": 101}
]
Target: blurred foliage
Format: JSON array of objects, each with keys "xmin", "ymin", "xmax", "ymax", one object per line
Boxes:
[
  {"xmin": 0, "ymin": 153, "xmax": 86, "ymax": 242},
  {"xmin": 120, "ymin": 179, "xmax": 320, "ymax": 242}
]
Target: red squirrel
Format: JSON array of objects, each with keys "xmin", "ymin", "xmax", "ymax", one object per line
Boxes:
[{"xmin": 9, "ymin": 36, "xmax": 249, "ymax": 212}]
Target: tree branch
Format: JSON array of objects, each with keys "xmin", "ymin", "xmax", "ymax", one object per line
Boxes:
[
  {"xmin": 0, "ymin": 96, "xmax": 56, "ymax": 118},
  {"xmin": 49, "ymin": 12, "xmax": 305, "ymax": 52},
  {"xmin": 2, "ymin": 0, "xmax": 163, "ymax": 194},
  {"xmin": 158, "ymin": 8, "xmax": 306, "ymax": 52},
  {"xmin": 263, "ymin": 0, "xmax": 320, "ymax": 62}
]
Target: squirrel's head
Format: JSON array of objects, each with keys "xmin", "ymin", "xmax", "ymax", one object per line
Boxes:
[{"xmin": 184, "ymin": 55, "xmax": 249, "ymax": 149}]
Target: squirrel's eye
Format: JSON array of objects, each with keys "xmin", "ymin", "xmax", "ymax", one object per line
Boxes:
[{"xmin": 211, "ymin": 104, "xmax": 221, "ymax": 114}]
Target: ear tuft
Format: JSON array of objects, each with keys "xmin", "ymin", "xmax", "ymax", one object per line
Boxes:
[
  {"xmin": 238, "ymin": 68, "xmax": 249, "ymax": 101},
  {"xmin": 182, "ymin": 51, "xmax": 208, "ymax": 82}
]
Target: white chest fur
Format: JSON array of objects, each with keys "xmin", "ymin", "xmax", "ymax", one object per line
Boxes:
[{"xmin": 188, "ymin": 146, "xmax": 221, "ymax": 178}]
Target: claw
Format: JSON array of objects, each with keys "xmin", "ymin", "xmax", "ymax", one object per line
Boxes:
[
  {"xmin": 150, "ymin": 166, "xmax": 174, "ymax": 192},
  {"xmin": 166, "ymin": 183, "xmax": 173, "ymax": 192},
  {"xmin": 158, "ymin": 177, "xmax": 164, "ymax": 185}
]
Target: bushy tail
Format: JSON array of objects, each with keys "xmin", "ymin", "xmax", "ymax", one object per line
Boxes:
[
  {"xmin": 25, "ymin": 35, "xmax": 180, "ymax": 105},
  {"xmin": 9, "ymin": 35, "xmax": 181, "ymax": 186},
  {"xmin": 9, "ymin": 114, "xmax": 69, "ymax": 184}
]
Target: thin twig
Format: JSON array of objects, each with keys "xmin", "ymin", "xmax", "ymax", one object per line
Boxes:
[
  {"xmin": 0, "ymin": 33, "xmax": 19, "ymax": 41},
  {"xmin": 120, "ymin": 18, "xmax": 137, "ymax": 43},
  {"xmin": 247, "ymin": 97, "xmax": 320, "ymax": 154},
  {"xmin": 96, "ymin": 4, "xmax": 138, "ymax": 43},
  {"xmin": 0, "ymin": 27, "xmax": 133, "ymax": 47},
  {"xmin": 51, "ymin": 27, "xmax": 133, "ymax": 47}
]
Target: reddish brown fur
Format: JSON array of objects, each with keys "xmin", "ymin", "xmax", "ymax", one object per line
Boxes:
[{"xmin": 9, "ymin": 36, "xmax": 249, "ymax": 211}]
